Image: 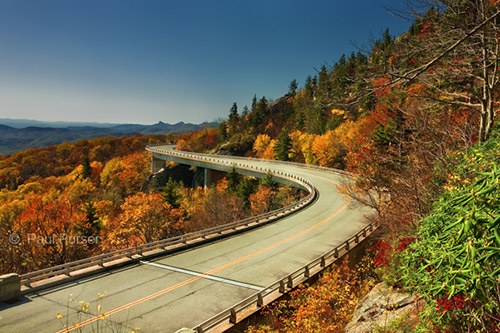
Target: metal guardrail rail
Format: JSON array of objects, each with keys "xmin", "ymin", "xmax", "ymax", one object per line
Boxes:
[
  {"xmin": 146, "ymin": 144, "xmax": 354, "ymax": 178},
  {"xmin": 192, "ymin": 220, "xmax": 380, "ymax": 332},
  {"xmin": 19, "ymin": 150, "xmax": 317, "ymax": 289}
]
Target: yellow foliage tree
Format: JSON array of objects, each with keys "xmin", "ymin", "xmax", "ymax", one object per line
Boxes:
[{"xmin": 253, "ymin": 134, "xmax": 276, "ymax": 159}]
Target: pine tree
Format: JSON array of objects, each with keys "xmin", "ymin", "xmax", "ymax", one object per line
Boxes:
[
  {"xmin": 237, "ymin": 177, "xmax": 256, "ymax": 207},
  {"xmin": 274, "ymin": 129, "xmax": 292, "ymax": 161},
  {"xmin": 226, "ymin": 167, "xmax": 240, "ymax": 192},
  {"xmin": 161, "ymin": 178, "xmax": 181, "ymax": 208},
  {"xmin": 82, "ymin": 156, "xmax": 91, "ymax": 179},
  {"xmin": 251, "ymin": 94, "xmax": 258, "ymax": 110},
  {"xmin": 76, "ymin": 202, "xmax": 102, "ymax": 247},
  {"xmin": 288, "ymin": 79, "xmax": 298, "ymax": 96},
  {"xmin": 228, "ymin": 102, "xmax": 239, "ymax": 135},
  {"xmin": 260, "ymin": 172, "xmax": 277, "ymax": 189},
  {"xmin": 304, "ymin": 75, "xmax": 314, "ymax": 99},
  {"xmin": 242, "ymin": 105, "xmax": 250, "ymax": 118}
]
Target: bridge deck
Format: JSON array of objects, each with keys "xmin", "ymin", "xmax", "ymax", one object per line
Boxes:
[{"xmin": 0, "ymin": 146, "xmax": 374, "ymax": 333}]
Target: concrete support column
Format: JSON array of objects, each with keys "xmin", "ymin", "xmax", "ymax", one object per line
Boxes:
[
  {"xmin": 204, "ymin": 168, "xmax": 212, "ymax": 188},
  {"xmin": 204, "ymin": 168, "xmax": 225, "ymax": 188},
  {"xmin": 152, "ymin": 157, "xmax": 165, "ymax": 173}
]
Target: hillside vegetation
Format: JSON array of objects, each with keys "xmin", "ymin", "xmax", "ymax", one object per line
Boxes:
[{"xmin": 0, "ymin": 134, "xmax": 300, "ymax": 275}]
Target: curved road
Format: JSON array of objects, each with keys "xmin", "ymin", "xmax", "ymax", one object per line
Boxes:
[{"xmin": 0, "ymin": 146, "xmax": 374, "ymax": 333}]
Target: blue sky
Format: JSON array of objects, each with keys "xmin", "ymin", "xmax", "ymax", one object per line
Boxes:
[{"xmin": 0, "ymin": 0, "xmax": 411, "ymax": 125}]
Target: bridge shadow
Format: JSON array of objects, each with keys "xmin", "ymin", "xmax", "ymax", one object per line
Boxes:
[
  {"xmin": 19, "ymin": 263, "xmax": 142, "ymax": 300},
  {"xmin": 0, "ymin": 294, "xmax": 32, "ymax": 310}
]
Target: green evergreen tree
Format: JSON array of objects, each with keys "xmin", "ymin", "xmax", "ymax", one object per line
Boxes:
[
  {"xmin": 318, "ymin": 65, "xmax": 330, "ymax": 93},
  {"xmin": 251, "ymin": 94, "xmax": 257, "ymax": 110},
  {"xmin": 237, "ymin": 177, "xmax": 256, "ymax": 206},
  {"xmin": 161, "ymin": 178, "xmax": 182, "ymax": 208},
  {"xmin": 82, "ymin": 156, "xmax": 91, "ymax": 179},
  {"xmin": 274, "ymin": 129, "xmax": 292, "ymax": 161},
  {"xmin": 260, "ymin": 172, "xmax": 277, "ymax": 189},
  {"xmin": 76, "ymin": 202, "xmax": 102, "ymax": 247},
  {"xmin": 288, "ymin": 79, "xmax": 298, "ymax": 96},
  {"xmin": 251, "ymin": 97, "xmax": 267, "ymax": 127},
  {"xmin": 307, "ymin": 108, "xmax": 325, "ymax": 134},
  {"xmin": 304, "ymin": 75, "xmax": 314, "ymax": 99},
  {"xmin": 242, "ymin": 105, "xmax": 250, "ymax": 118},
  {"xmin": 218, "ymin": 121, "xmax": 228, "ymax": 140},
  {"xmin": 228, "ymin": 102, "xmax": 239, "ymax": 135},
  {"xmin": 226, "ymin": 167, "xmax": 240, "ymax": 192},
  {"xmin": 296, "ymin": 112, "xmax": 306, "ymax": 130}
]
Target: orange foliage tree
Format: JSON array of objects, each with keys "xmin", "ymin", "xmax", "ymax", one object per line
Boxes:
[{"xmin": 104, "ymin": 193, "xmax": 184, "ymax": 249}]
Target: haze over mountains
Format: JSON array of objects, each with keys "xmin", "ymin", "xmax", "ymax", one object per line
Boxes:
[{"xmin": 0, "ymin": 118, "xmax": 216, "ymax": 155}]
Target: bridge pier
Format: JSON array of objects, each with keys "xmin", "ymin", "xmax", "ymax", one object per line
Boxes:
[
  {"xmin": 203, "ymin": 168, "xmax": 225, "ymax": 188},
  {"xmin": 152, "ymin": 156, "xmax": 165, "ymax": 173}
]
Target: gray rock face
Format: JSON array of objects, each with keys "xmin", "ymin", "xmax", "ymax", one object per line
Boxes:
[{"xmin": 345, "ymin": 282, "xmax": 422, "ymax": 332}]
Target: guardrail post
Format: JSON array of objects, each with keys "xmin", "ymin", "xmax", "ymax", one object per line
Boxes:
[
  {"xmin": 182, "ymin": 236, "xmax": 187, "ymax": 244},
  {"xmin": 355, "ymin": 235, "xmax": 359, "ymax": 243},
  {"xmin": 287, "ymin": 275, "xmax": 293, "ymax": 288},
  {"xmin": 137, "ymin": 246, "xmax": 143, "ymax": 256},
  {"xmin": 65, "ymin": 264, "xmax": 71, "ymax": 276},
  {"xmin": 369, "ymin": 224, "xmax": 373, "ymax": 232},
  {"xmin": 195, "ymin": 326, "xmax": 203, "ymax": 333},
  {"xmin": 320, "ymin": 256, "xmax": 326, "ymax": 268},
  {"xmin": 279, "ymin": 280, "xmax": 285, "ymax": 293},
  {"xmin": 362, "ymin": 229, "xmax": 367, "ymax": 238},
  {"xmin": 304, "ymin": 266, "xmax": 310, "ymax": 278},
  {"xmin": 257, "ymin": 293, "xmax": 264, "ymax": 307},
  {"xmin": 334, "ymin": 248, "xmax": 339, "ymax": 259},
  {"xmin": 127, "ymin": 249, "xmax": 132, "ymax": 258},
  {"xmin": 99, "ymin": 257, "xmax": 104, "ymax": 267},
  {"xmin": 229, "ymin": 308, "xmax": 237, "ymax": 324},
  {"xmin": 24, "ymin": 277, "xmax": 31, "ymax": 288},
  {"xmin": 345, "ymin": 241, "xmax": 350, "ymax": 251}
]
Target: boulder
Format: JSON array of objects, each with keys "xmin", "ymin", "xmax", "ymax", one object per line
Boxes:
[{"xmin": 345, "ymin": 282, "xmax": 423, "ymax": 332}]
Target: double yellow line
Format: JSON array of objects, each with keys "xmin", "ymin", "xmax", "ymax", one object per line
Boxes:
[{"xmin": 58, "ymin": 172, "xmax": 348, "ymax": 332}]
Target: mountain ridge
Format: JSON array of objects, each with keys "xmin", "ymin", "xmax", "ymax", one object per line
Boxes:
[{"xmin": 0, "ymin": 120, "xmax": 216, "ymax": 155}]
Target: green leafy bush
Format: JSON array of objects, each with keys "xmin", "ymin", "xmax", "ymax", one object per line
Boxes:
[{"xmin": 397, "ymin": 128, "xmax": 500, "ymax": 331}]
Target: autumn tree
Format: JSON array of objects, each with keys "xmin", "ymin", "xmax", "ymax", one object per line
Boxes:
[
  {"xmin": 14, "ymin": 198, "xmax": 87, "ymax": 269},
  {"xmin": 249, "ymin": 187, "xmax": 274, "ymax": 215},
  {"xmin": 109, "ymin": 193, "xmax": 184, "ymax": 247},
  {"xmin": 393, "ymin": 0, "xmax": 500, "ymax": 142},
  {"xmin": 253, "ymin": 134, "xmax": 276, "ymax": 159},
  {"xmin": 185, "ymin": 186, "xmax": 246, "ymax": 231}
]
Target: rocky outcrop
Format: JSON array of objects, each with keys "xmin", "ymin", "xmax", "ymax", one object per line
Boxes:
[{"xmin": 345, "ymin": 282, "xmax": 423, "ymax": 332}]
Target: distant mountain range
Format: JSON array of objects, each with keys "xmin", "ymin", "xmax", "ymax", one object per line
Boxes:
[{"xmin": 0, "ymin": 119, "xmax": 216, "ymax": 155}]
